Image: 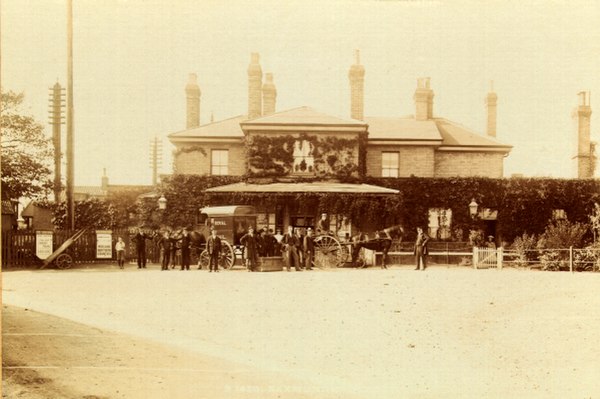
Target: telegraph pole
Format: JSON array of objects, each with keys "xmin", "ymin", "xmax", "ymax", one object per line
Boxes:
[
  {"xmin": 48, "ymin": 82, "xmax": 65, "ymax": 202},
  {"xmin": 66, "ymin": 0, "xmax": 75, "ymax": 229},
  {"xmin": 149, "ymin": 137, "xmax": 163, "ymax": 187}
]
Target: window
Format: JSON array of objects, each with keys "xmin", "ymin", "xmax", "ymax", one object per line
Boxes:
[
  {"xmin": 428, "ymin": 208, "xmax": 452, "ymax": 240},
  {"xmin": 211, "ymin": 149, "xmax": 228, "ymax": 175},
  {"xmin": 381, "ymin": 152, "xmax": 399, "ymax": 177},
  {"xmin": 292, "ymin": 139, "xmax": 314, "ymax": 174}
]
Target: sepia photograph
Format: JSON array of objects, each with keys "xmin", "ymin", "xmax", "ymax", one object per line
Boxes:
[{"xmin": 1, "ymin": 0, "xmax": 600, "ymax": 398}]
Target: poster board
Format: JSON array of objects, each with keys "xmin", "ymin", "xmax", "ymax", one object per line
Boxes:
[
  {"xmin": 96, "ymin": 230, "xmax": 113, "ymax": 259},
  {"xmin": 35, "ymin": 230, "xmax": 54, "ymax": 260}
]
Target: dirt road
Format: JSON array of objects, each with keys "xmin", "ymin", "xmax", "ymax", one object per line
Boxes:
[{"xmin": 3, "ymin": 264, "xmax": 600, "ymax": 398}]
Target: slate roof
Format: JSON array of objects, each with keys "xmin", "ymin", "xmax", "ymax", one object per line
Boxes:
[
  {"xmin": 169, "ymin": 115, "xmax": 246, "ymax": 138},
  {"xmin": 242, "ymin": 106, "xmax": 366, "ymax": 127},
  {"xmin": 168, "ymin": 107, "xmax": 511, "ymax": 150},
  {"xmin": 365, "ymin": 117, "xmax": 441, "ymax": 141}
]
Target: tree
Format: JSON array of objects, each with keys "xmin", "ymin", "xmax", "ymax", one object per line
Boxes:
[{"xmin": 1, "ymin": 90, "xmax": 53, "ymax": 199}]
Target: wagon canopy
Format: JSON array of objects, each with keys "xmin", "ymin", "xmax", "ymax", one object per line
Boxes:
[
  {"xmin": 204, "ymin": 182, "xmax": 399, "ymax": 195},
  {"xmin": 199, "ymin": 205, "xmax": 256, "ymax": 217}
]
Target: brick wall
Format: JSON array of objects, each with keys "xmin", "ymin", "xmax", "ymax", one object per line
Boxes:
[
  {"xmin": 434, "ymin": 151, "xmax": 504, "ymax": 177},
  {"xmin": 366, "ymin": 146, "xmax": 435, "ymax": 177},
  {"xmin": 174, "ymin": 143, "xmax": 246, "ymax": 176}
]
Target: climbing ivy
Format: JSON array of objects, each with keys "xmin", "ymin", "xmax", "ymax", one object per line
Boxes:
[
  {"xmin": 245, "ymin": 134, "xmax": 362, "ymax": 178},
  {"xmin": 151, "ymin": 174, "xmax": 599, "ymax": 244}
]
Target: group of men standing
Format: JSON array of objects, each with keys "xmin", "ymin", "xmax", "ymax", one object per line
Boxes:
[{"xmin": 132, "ymin": 228, "xmax": 193, "ymax": 271}]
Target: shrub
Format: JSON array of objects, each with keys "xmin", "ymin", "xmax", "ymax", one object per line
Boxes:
[
  {"xmin": 537, "ymin": 220, "xmax": 589, "ymax": 271},
  {"xmin": 537, "ymin": 220, "xmax": 589, "ymax": 250},
  {"xmin": 539, "ymin": 250, "xmax": 565, "ymax": 271},
  {"xmin": 574, "ymin": 242, "xmax": 600, "ymax": 272},
  {"xmin": 511, "ymin": 233, "xmax": 538, "ymax": 267}
]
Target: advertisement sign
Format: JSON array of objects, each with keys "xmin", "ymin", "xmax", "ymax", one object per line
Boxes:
[
  {"xmin": 35, "ymin": 230, "xmax": 54, "ymax": 260},
  {"xmin": 96, "ymin": 230, "xmax": 113, "ymax": 259}
]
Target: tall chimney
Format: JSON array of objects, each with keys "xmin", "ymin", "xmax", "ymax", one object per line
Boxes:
[
  {"xmin": 248, "ymin": 53, "xmax": 263, "ymax": 119},
  {"xmin": 414, "ymin": 77, "xmax": 433, "ymax": 121},
  {"xmin": 262, "ymin": 73, "xmax": 277, "ymax": 116},
  {"xmin": 101, "ymin": 168, "xmax": 108, "ymax": 191},
  {"xmin": 185, "ymin": 73, "xmax": 200, "ymax": 129},
  {"xmin": 485, "ymin": 81, "xmax": 498, "ymax": 137},
  {"xmin": 348, "ymin": 49, "xmax": 365, "ymax": 120},
  {"xmin": 573, "ymin": 91, "xmax": 592, "ymax": 178}
]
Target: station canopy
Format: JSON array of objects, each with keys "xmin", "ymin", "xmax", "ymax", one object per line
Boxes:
[{"xmin": 205, "ymin": 182, "xmax": 399, "ymax": 195}]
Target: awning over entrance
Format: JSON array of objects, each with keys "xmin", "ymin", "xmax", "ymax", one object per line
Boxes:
[{"xmin": 205, "ymin": 182, "xmax": 399, "ymax": 195}]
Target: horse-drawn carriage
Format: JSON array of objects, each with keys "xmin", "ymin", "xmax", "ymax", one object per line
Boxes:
[
  {"xmin": 193, "ymin": 205, "xmax": 255, "ymax": 269},
  {"xmin": 185, "ymin": 205, "xmax": 403, "ymax": 270},
  {"xmin": 191, "ymin": 206, "xmax": 354, "ymax": 269}
]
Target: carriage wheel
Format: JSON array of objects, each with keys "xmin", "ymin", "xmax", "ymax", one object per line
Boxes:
[
  {"xmin": 198, "ymin": 250, "xmax": 210, "ymax": 269},
  {"xmin": 313, "ymin": 235, "xmax": 346, "ymax": 269},
  {"xmin": 55, "ymin": 253, "xmax": 73, "ymax": 269},
  {"xmin": 220, "ymin": 241, "xmax": 235, "ymax": 269}
]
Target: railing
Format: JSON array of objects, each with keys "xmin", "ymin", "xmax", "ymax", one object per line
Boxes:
[{"xmin": 1, "ymin": 229, "xmax": 161, "ymax": 269}]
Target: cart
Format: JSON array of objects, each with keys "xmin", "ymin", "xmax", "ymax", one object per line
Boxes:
[
  {"xmin": 39, "ymin": 228, "xmax": 88, "ymax": 269},
  {"xmin": 196, "ymin": 206, "xmax": 257, "ymax": 269},
  {"xmin": 312, "ymin": 233, "xmax": 348, "ymax": 268}
]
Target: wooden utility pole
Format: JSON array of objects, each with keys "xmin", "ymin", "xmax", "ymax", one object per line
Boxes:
[
  {"xmin": 48, "ymin": 82, "xmax": 65, "ymax": 202},
  {"xmin": 66, "ymin": 0, "xmax": 75, "ymax": 229}
]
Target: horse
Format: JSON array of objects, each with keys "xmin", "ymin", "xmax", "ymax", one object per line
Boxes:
[{"xmin": 351, "ymin": 225, "xmax": 404, "ymax": 269}]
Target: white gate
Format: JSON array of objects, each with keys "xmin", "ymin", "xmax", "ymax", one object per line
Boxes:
[{"xmin": 473, "ymin": 247, "xmax": 503, "ymax": 269}]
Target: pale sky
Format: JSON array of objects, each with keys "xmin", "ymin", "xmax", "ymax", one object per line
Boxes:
[{"xmin": 2, "ymin": 0, "xmax": 599, "ymax": 186}]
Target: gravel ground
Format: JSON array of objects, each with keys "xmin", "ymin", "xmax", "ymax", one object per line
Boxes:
[{"xmin": 3, "ymin": 263, "xmax": 600, "ymax": 398}]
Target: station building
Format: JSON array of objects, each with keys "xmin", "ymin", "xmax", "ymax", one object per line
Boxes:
[{"xmin": 167, "ymin": 52, "xmax": 512, "ymax": 235}]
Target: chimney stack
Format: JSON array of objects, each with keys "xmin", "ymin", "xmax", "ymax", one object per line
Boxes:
[
  {"xmin": 348, "ymin": 49, "xmax": 365, "ymax": 120},
  {"xmin": 414, "ymin": 77, "xmax": 433, "ymax": 121},
  {"xmin": 262, "ymin": 73, "xmax": 277, "ymax": 116},
  {"xmin": 485, "ymin": 81, "xmax": 498, "ymax": 137},
  {"xmin": 101, "ymin": 168, "xmax": 108, "ymax": 191},
  {"xmin": 248, "ymin": 53, "xmax": 263, "ymax": 119},
  {"xmin": 573, "ymin": 91, "xmax": 592, "ymax": 178},
  {"xmin": 185, "ymin": 73, "xmax": 201, "ymax": 129}
]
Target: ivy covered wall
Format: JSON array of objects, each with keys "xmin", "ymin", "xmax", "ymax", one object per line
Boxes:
[
  {"xmin": 153, "ymin": 174, "xmax": 599, "ymax": 244},
  {"xmin": 245, "ymin": 133, "xmax": 364, "ymax": 178}
]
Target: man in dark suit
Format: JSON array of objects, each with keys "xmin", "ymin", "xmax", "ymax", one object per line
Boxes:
[
  {"xmin": 132, "ymin": 228, "xmax": 150, "ymax": 269},
  {"xmin": 240, "ymin": 227, "xmax": 259, "ymax": 272},
  {"xmin": 180, "ymin": 228, "xmax": 191, "ymax": 270},
  {"xmin": 159, "ymin": 231, "xmax": 172, "ymax": 271},
  {"xmin": 282, "ymin": 226, "xmax": 301, "ymax": 271},
  {"xmin": 303, "ymin": 228, "xmax": 315, "ymax": 270},
  {"xmin": 414, "ymin": 227, "xmax": 429, "ymax": 270},
  {"xmin": 206, "ymin": 229, "xmax": 222, "ymax": 272}
]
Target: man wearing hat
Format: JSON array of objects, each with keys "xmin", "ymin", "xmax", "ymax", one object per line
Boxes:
[
  {"xmin": 316, "ymin": 213, "xmax": 330, "ymax": 235},
  {"xmin": 180, "ymin": 227, "xmax": 191, "ymax": 270},
  {"xmin": 414, "ymin": 227, "xmax": 429, "ymax": 270},
  {"xmin": 303, "ymin": 227, "xmax": 315, "ymax": 270},
  {"xmin": 240, "ymin": 226, "xmax": 259, "ymax": 272},
  {"xmin": 206, "ymin": 228, "xmax": 222, "ymax": 272}
]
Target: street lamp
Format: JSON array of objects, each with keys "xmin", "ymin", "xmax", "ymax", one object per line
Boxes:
[
  {"xmin": 158, "ymin": 195, "xmax": 167, "ymax": 210},
  {"xmin": 469, "ymin": 199, "xmax": 479, "ymax": 219}
]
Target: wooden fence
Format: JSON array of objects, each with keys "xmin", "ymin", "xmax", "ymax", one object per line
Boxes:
[{"xmin": 1, "ymin": 229, "xmax": 161, "ymax": 269}]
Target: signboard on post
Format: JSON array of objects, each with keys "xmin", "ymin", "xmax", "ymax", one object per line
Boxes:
[
  {"xmin": 96, "ymin": 230, "xmax": 113, "ymax": 259},
  {"xmin": 35, "ymin": 230, "xmax": 54, "ymax": 260}
]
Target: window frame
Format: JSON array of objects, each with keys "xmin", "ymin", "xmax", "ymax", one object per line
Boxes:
[
  {"xmin": 210, "ymin": 149, "xmax": 229, "ymax": 176},
  {"xmin": 381, "ymin": 151, "xmax": 399, "ymax": 177}
]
